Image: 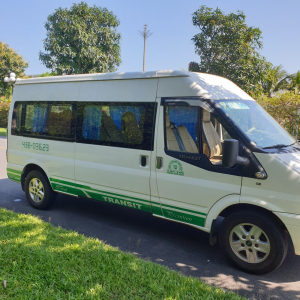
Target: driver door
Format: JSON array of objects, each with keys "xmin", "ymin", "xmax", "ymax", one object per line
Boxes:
[{"xmin": 153, "ymin": 98, "xmax": 243, "ymax": 227}]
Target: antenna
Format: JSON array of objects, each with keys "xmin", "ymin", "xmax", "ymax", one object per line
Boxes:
[{"xmin": 138, "ymin": 24, "xmax": 153, "ymax": 71}]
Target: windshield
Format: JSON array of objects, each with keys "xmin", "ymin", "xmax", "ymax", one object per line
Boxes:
[{"xmin": 215, "ymin": 100, "xmax": 295, "ymax": 149}]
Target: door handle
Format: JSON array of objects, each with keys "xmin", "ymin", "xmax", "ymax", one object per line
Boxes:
[
  {"xmin": 141, "ymin": 156, "xmax": 147, "ymax": 167},
  {"xmin": 156, "ymin": 157, "xmax": 163, "ymax": 169}
]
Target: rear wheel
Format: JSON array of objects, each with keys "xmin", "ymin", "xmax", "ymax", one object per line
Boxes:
[
  {"xmin": 218, "ymin": 210, "xmax": 287, "ymax": 275},
  {"xmin": 25, "ymin": 170, "xmax": 56, "ymax": 210}
]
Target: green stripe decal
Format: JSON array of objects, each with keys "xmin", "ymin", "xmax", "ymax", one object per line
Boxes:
[
  {"xmin": 51, "ymin": 183, "xmax": 78, "ymax": 196},
  {"xmin": 50, "ymin": 178, "xmax": 76, "ymax": 187},
  {"xmin": 7, "ymin": 168, "xmax": 22, "ymax": 175},
  {"xmin": 49, "ymin": 178, "xmax": 207, "ymax": 227},
  {"xmin": 162, "ymin": 209, "xmax": 205, "ymax": 227},
  {"xmin": 76, "ymin": 182, "xmax": 152, "ymax": 205},
  {"xmin": 7, "ymin": 173, "xmax": 21, "ymax": 183},
  {"xmin": 78, "ymin": 188, "xmax": 152, "ymax": 214},
  {"xmin": 49, "ymin": 178, "xmax": 77, "ymax": 196},
  {"xmin": 50, "ymin": 178, "xmax": 148, "ymax": 202},
  {"xmin": 7, "ymin": 168, "xmax": 22, "ymax": 183},
  {"xmin": 158, "ymin": 202, "xmax": 206, "ymax": 217},
  {"xmin": 49, "ymin": 178, "xmax": 152, "ymax": 213}
]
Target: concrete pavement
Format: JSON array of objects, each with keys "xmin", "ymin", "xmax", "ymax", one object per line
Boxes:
[{"xmin": 0, "ymin": 137, "xmax": 300, "ymax": 300}]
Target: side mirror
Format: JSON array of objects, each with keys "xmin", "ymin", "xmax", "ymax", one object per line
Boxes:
[{"xmin": 222, "ymin": 139, "xmax": 249, "ymax": 168}]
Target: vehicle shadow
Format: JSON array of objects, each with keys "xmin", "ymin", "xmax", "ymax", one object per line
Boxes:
[{"xmin": 0, "ymin": 178, "xmax": 299, "ymax": 300}]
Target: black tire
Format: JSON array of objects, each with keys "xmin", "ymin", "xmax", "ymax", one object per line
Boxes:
[
  {"xmin": 25, "ymin": 170, "xmax": 57, "ymax": 210},
  {"xmin": 218, "ymin": 210, "xmax": 287, "ymax": 275}
]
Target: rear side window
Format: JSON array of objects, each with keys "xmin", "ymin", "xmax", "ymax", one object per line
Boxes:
[
  {"xmin": 12, "ymin": 101, "xmax": 76, "ymax": 140},
  {"xmin": 77, "ymin": 102, "xmax": 156, "ymax": 150},
  {"xmin": 11, "ymin": 102, "xmax": 23, "ymax": 135}
]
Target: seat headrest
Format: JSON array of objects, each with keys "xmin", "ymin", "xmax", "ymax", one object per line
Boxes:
[
  {"xmin": 121, "ymin": 111, "xmax": 137, "ymax": 127},
  {"xmin": 202, "ymin": 110, "xmax": 211, "ymax": 122},
  {"xmin": 121, "ymin": 111, "xmax": 143, "ymax": 144},
  {"xmin": 165, "ymin": 113, "xmax": 171, "ymax": 128}
]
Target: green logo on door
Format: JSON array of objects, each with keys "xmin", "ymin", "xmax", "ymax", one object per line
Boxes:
[{"xmin": 167, "ymin": 160, "xmax": 184, "ymax": 176}]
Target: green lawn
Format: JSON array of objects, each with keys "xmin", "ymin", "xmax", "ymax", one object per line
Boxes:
[
  {"xmin": 0, "ymin": 128, "xmax": 6, "ymax": 136},
  {"xmin": 0, "ymin": 208, "xmax": 247, "ymax": 299}
]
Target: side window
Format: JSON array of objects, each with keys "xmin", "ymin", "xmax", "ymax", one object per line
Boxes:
[
  {"xmin": 163, "ymin": 101, "xmax": 242, "ymax": 175},
  {"xmin": 11, "ymin": 102, "xmax": 23, "ymax": 135},
  {"xmin": 202, "ymin": 108, "xmax": 232, "ymax": 165},
  {"xmin": 23, "ymin": 102, "xmax": 75, "ymax": 139},
  {"xmin": 165, "ymin": 106, "xmax": 199, "ymax": 153},
  {"xmin": 78, "ymin": 102, "xmax": 156, "ymax": 150},
  {"xmin": 48, "ymin": 104, "xmax": 74, "ymax": 137}
]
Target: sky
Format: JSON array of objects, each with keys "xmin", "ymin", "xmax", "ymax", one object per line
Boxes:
[{"xmin": 0, "ymin": 0, "xmax": 299, "ymax": 76}]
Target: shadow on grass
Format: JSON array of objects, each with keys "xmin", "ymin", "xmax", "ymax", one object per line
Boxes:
[{"xmin": 0, "ymin": 208, "xmax": 244, "ymax": 300}]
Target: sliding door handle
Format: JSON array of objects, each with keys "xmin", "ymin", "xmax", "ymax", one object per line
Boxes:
[{"xmin": 141, "ymin": 156, "xmax": 147, "ymax": 167}]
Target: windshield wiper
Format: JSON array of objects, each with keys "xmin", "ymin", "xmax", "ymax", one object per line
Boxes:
[{"xmin": 263, "ymin": 144, "xmax": 290, "ymax": 149}]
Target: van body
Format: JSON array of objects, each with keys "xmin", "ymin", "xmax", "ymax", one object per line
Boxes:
[{"xmin": 6, "ymin": 70, "xmax": 300, "ymax": 274}]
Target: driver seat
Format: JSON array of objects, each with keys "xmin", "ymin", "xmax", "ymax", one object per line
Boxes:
[{"xmin": 202, "ymin": 110, "xmax": 222, "ymax": 158}]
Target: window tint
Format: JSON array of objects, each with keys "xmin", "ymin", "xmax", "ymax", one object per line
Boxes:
[
  {"xmin": 48, "ymin": 104, "xmax": 73, "ymax": 137},
  {"xmin": 77, "ymin": 102, "xmax": 156, "ymax": 150},
  {"xmin": 21, "ymin": 102, "xmax": 75, "ymax": 140},
  {"xmin": 11, "ymin": 102, "xmax": 23, "ymax": 135},
  {"xmin": 165, "ymin": 106, "xmax": 199, "ymax": 153}
]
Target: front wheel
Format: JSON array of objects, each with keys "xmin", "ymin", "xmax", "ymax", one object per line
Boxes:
[
  {"xmin": 25, "ymin": 170, "xmax": 56, "ymax": 210},
  {"xmin": 218, "ymin": 210, "xmax": 287, "ymax": 275}
]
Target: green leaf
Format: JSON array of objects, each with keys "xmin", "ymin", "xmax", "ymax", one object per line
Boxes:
[
  {"xmin": 0, "ymin": 42, "xmax": 28, "ymax": 97},
  {"xmin": 189, "ymin": 5, "xmax": 271, "ymax": 94},
  {"xmin": 39, "ymin": 2, "xmax": 121, "ymax": 75}
]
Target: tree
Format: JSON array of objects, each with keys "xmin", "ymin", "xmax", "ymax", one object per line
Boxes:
[
  {"xmin": 0, "ymin": 42, "xmax": 28, "ymax": 96},
  {"xmin": 39, "ymin": 2, "xmax": 121, "ymax": 75},
  {"xmin": 288, "ymin": 71, "xmax": 300, "ymax": 92},
  {"xmin": 262, "ymin": 65, "xmax": 288, "ymax": 97},
  {"xmin": 189, "ymin": 6, "xmax": 271, "ymax": 94},
  {"xmin": 38, "ymin": 71, "xmax": 58, "ymax": 77},
  {"xmin": 257, "ymin": 90, "xmax": 300, "ymax": 136}
]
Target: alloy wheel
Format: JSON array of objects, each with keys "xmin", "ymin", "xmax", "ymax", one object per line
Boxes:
[{"xmin": 229, "ymin": 223, "xmax": 271, "ymax": 264}]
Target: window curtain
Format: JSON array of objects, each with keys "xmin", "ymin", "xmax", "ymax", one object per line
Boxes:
[
  {"xmin": 32, "ymin": 105, "xmax": 49, "ymax": 133},
  {"xmin": 110, "ymin": 106, "xmax": 144, "ymax": 129},
  {"xmin": 168, "ymin": 106, "xmax": 198, "ymax": 140},
  {"xmin": 82, "ymin": 106, "xmax": 102, "ymax": 140}
]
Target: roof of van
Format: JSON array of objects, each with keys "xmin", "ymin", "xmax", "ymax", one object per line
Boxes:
[
  {"xmin": 16, "ymin": 70, "xmax": 189, "ymax": 84},
  {"xmin": 15, "ymin": 70, "xmax": 253, "ymax": 100}
]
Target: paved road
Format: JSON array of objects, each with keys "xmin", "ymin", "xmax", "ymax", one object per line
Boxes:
[
  {"xmin": 0, "ymin": 136, "xmax": 7, "ymax": 179},
  {"xmin": 1, "ymin": 136, "xmax": 300, "ymax": 300}
]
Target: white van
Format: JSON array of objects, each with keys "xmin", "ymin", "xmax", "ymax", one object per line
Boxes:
[{"xmin": 6, "ymin": 70, "xmax": 300, "ymax": 274}]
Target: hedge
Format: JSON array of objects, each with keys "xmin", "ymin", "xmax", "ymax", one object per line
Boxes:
[
  {"xmin": 0, "ymin": 102, "xmax": 10, "ymax": 128},
  {"xmin": 256, "ymin": 91, "xmax": 300, "ymax": 138}
]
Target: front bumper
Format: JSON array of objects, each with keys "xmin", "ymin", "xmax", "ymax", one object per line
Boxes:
[{"xmin": 275, "ymin": 212, "xmax": 300, "ymax": 255}]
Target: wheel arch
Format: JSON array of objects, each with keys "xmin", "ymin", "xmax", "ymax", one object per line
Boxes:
[
  {"xmin": 21, "ymin": 163, "xmax": 50, "ymax": 191},
  {"xmin": 205, "ymin": 195, "xmax": 287, "ymax": 232},
  {"xmin": 207, "ymin": 200, "xmax": 288, "ymax": 248},
  {"xmin": 218, "ymin": 203, "xmax": 287, "ymax": 231}
]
